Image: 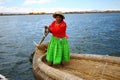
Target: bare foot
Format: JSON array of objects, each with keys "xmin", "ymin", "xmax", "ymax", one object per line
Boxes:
[{"xmin": 46, "ymin": 62, "xmax": 52, "ymax": 66}]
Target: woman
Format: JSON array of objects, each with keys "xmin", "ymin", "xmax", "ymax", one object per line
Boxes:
[{"xmin": 45, "ymin": 11, "xmax": 70, "ymax": 65}]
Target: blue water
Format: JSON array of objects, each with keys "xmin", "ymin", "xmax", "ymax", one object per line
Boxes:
[{"xmin": 0, "ymin": 13, "xmax": 120, "ymax": 80}]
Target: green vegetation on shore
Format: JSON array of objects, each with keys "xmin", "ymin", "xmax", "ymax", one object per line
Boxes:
[{"xmin": 0, "ymin": 10, "xmax": 120, "ymax": 16}]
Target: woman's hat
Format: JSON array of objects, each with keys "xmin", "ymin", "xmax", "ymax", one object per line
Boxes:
[{"xmin": 53, "ymin": 11, "xmax": 65, "ymax": 19}]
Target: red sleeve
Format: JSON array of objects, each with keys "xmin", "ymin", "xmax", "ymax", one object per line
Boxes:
[{"xmin": 49, "ymin": 21, "xmax": 55, "ymax": 33}]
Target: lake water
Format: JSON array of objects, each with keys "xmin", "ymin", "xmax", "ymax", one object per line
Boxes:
[{"xmin": 0, "ymin": 13, "xmax": 120, "ymax": 80}]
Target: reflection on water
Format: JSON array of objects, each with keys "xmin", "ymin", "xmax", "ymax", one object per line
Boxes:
[{"xmin": 0, "ymin": 13, "xmax": 120, "ymax": 80}]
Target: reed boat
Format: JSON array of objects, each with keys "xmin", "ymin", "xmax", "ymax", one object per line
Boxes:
[{"xmin": 31, "ymin": 43, "xmax": 120, "ymax": 80}]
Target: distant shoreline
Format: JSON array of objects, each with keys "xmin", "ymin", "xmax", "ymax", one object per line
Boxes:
[{"xmin": 0, "ymin": 11, "xmax": 120, "ymax": 16}]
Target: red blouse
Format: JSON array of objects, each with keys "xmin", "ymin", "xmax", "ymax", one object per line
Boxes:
[{"xmin": 49, "ymin": 20, "xmax": 68, "ymax": 38}]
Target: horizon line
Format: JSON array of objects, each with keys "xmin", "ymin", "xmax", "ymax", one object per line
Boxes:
[{"xmin": 0, "ymin": 9, "xmax": 120, "ymax": 14}]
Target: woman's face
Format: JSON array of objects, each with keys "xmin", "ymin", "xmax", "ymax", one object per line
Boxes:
[{"xmin": 56, "ymin": 15, "xmax": 63, "ymax": 23}]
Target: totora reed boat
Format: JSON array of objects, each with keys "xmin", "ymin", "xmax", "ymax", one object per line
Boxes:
[
  {"xmin": 30, "ymin": 28, "xmax": 120, "ymax": 80},
  {"xmin": 31, "ymin": 42, "xmax": 120, "ymax": 80}
]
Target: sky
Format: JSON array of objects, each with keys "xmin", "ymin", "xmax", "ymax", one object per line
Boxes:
[{"xmin": 0, "ymin": 0, "xmax": 120, "ymax": 13}]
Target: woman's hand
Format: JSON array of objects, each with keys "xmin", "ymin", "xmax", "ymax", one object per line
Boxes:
[
  {"xmin": 44, "ymin": 26, "xmax": 48, "ymax": 29},
  {"xmin": 44, "ymin": 26, "xmax": 51, "ymax": 33}
]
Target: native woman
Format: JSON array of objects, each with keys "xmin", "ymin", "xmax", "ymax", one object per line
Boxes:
[{"xmin": 45, "ymin": 11, "xmax": 70, "ymax": 65}]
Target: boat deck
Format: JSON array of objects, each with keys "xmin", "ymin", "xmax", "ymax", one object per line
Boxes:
[{"xmin": 43, "ymin": 54, "xmax": 120, "ymax": 80}]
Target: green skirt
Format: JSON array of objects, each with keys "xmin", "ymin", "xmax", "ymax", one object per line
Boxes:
[{"xmin": 46, "ymin": 36, "xmax": 70, "ymax": 64}]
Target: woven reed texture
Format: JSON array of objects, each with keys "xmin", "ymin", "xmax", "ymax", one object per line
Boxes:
[{"xmin": 32, "ymin": 43, "xmax": 120, "ymax": 80}]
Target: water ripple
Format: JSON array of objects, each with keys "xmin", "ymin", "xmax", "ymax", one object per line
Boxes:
[{"xmin": 0, "ymin": 13, "xmax": 120, "ymax": 80}]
